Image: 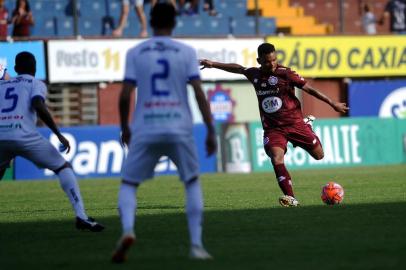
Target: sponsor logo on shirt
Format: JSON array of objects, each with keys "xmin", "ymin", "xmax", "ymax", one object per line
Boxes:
[
  {"xmin": 0, "ymin": 115, "xmax": 24, "ymax": 120},
  {"xmin": 268, "ymin": 76, "xmax": 278, "ymax": 85},
  {"xmin": 256, "ymin": 89, "xmax": 280, "ymax": 96},
  {"xmin": 262, "ymin": 96, "xmax": 282, "ymax": 113},
  {"xmin": 0, "ymin": 123, "xmax": 22, "ymax": 130},
  {"xmin": 144, "ymin": 112, "xmax": 182, "ymax": 123},
  {"xmin": 144, "ymin": 101, "xmax": 181, "ymax": 108}
]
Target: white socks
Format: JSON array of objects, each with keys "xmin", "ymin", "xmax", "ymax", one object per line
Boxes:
[
  {"xmin": 118, "ymin": 183, "xmax": 137, "ymax": 235},
  {"xmin": 117, "ymin": 179, "xmax": 204, "ymax": 247},
  {"xmin": 185, "ymin": 179, "xmax": 204, "ymax": 247},
  {"xmin": 58, "ymin": 168, "xmax": 87, "ymax": 220}
]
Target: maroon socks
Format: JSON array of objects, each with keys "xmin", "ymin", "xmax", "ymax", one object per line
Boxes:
[{"xmin": 273, "ymin": 163, "xmax": 294, "ymax": 197}]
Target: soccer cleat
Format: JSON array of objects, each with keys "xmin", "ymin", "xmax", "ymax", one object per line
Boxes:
[
  {"xmin": 75, "ymin": 217, "xmax": 105, "ymax": 232},
  {"xmin": 303, "ymin": 115, "xmax": 316, "ymax": 127},
  {"xmin": 111, "ymin": 233, "xmax": 136, "ymax": 263},
  {"xmin": 279, "ymin": 195, "xmax": 300, "ymax": 207},
  {"xmin": 189, "ymin": 245, "xmax": 213, "ymax": 260}
]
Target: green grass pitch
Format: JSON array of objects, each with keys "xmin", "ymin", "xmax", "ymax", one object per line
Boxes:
[{"xmin": 1, "ymin": 164, "xmax": 405, "ymax": 270}]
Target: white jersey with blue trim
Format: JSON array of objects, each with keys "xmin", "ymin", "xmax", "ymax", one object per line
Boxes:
[
  {"xmin": 124, "ymin": 36, "xmax": 201, "ymax": 138},
  {"xmin": 0, "ymin": 74, "xmax": 46, "ymax": 140}
]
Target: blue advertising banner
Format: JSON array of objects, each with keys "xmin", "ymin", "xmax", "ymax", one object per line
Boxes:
[
  {"xmin": 0, "ymin": 41, "xmax": 46, "ymax": 80},
  {"xmin": 14, "ymin": 125, "xmax": 216, "ymax": 180},
  {"xmin": 349, "ymin": 80, "xmax": 406, "ymax": 118}
]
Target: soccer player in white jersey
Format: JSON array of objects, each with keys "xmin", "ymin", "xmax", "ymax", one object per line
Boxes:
[
  {"xmin": 111, "ymin": 2, "xmax": 217, "ymax": 263},
  {"xmin": 0, "ymin": 52, "xmax": 104, "ymax": 232}
]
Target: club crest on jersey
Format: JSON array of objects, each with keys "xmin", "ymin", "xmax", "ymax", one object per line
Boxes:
[
  {"xmin": 262, "ymin": 96, "xmax": 282, "ymax": 113},
  {"xmin": 268, "ymin": 76, "xmax": 278, "ymax": 86}
]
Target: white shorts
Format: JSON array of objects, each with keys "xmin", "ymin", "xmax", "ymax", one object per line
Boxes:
[
  {"xmin": 0, "ymin": 136, "xmax": 66, "ymax": 171},
  {"xmin": 122, "ymin": 135, "xmax": 199, "ymax": 183},
  {"xmin": 122, "ymin": 0, "xmax": 144, "ymax": 7}
]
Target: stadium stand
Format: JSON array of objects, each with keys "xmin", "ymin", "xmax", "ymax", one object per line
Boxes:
[
  {"xmin": 289, "ymin": 0, "xmax": 390, "ymax": 34},
  {"xmin": 247, "ymin": 0, "xmax": 332, "ymax": 35},
  {"xmin": 47, "ymin": 86, "xmax": 98, "ymax": 126},
  {"xmin": 3, "ymin": 0, "xmax": 395, "ymax": 38},
  {"xmin": 4, "ymin": 0, "xmax": 276, "ymax": 38}
]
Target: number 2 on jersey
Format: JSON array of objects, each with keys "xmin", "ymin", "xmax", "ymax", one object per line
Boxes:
[
  {"xmin": 151, "ymin": 59, "xmax": 170, "ymax": 96},
  {"xmin": 1, "ymin": 87, "xmax": 19, "ymax": 113}
]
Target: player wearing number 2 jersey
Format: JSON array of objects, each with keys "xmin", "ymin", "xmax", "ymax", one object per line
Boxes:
[
  {"xmin": 0, "ymin": 52, "xmax": 104, "ymax": 232},
  {"xmin": 112, "ymin": 3, "xmax": 216, "ymax": 263},
  {"xmin": 200, "ymin": 43, "xmax": 349, "ymax": 207}
]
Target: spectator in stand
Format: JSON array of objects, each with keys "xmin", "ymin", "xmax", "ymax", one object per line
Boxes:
[
  {"xmin": 361, "ymin": 3, "xmax": 377, "ymax": 34},
  {"xmin": 0, "ymin": 0, "xmax": 8, "ymax": 39},
  {"xmin": 112, "ymin": 0, "xmax": 148, "ymax": 38},
  {"xmin": 179, "ymin": 0, "xmax": 199, "ymax": 15},
  {"xmin": 203, "ymin": 0, "xmax": 218, "ymax": 16},
  {"xmin": 177, "ymin": 0, "xmax": 217, "ymax": 16},
  {"xmin": 380, "ymin": 0, "xmax": 406, "ymax": 33},
  {"xmin": 11, "ymin": 0, "xmax": 34, "ymax": 38}
]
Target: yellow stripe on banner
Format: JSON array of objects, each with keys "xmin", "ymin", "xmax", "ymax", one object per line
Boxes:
[{"xmin": 265, "ymin": 36, "xmax": 406, "ymax": 78}]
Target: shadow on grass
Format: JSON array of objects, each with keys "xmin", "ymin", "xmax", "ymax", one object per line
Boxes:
[{"xmin": 0, "ymin": 202, "xmax": 405, "ymax": 270}]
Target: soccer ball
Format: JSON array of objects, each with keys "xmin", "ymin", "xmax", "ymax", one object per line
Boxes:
[{"xmin": 321, "ymin": 182, "xmax": 344, "ymax": 205}]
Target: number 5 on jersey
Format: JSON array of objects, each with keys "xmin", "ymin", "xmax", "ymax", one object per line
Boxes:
[{"xmin": 1, "ymin": 87, "xmax": 19, "ymax": 113}]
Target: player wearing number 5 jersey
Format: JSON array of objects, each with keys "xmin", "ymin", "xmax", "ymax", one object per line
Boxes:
[
  {"xmin": 200, "ymin": 43, "xmax": 349, "ymax": 207},
  {"xmin": 112, "ymin": 3, "xmax": 217, "ymax": 263},
  {"xmin": 0, "ymin": 52, "xmax": 104, "ymax": 232}
]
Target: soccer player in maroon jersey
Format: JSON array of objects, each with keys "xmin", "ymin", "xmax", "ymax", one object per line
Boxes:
[{"xmin": 200, "ymin": 43, "xmax": 349, "ymax": 207}]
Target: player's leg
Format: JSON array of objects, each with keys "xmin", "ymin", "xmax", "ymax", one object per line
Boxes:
[
  {"xmin": 184, "ymin": 177, "xmax": 212, "ymax": 259},
  {"xmin": 269, "ymin": 147, "xmax": 299, "ymax": 207},
  {"xmin": 308, "ymin": 144, "xmax": 324, "ymax": 160},
  {"xmin": 134, "ymin": 0, "xmax": 148, "ymax": 37},
  {"xmin": 19, "ymin": 137, "xmax": 104, "ymax": 231},
  {"xmin": 269, "ymin": 146, "xmax": 295, "ymax": 196},
  {"xmin": 117, "ymin": 142, "xmax": 159, "ymax": 237},
  {"xmin": 112, "ymin": 180, "xmax": 138, "ymax": 263},
  {"xmin": 167, "ymin": 137, "xmax": 212, "ymax": 259},
  {"xmin": 0, "ymin": 168, "xmax": 5, "ymax": 180},
  {"xmin": 289, "ymin": 121, "xmax": 324, "ymax": 160},
  {"xmin": 0, "ymin": 141, "xmax": 14, "ymax": 181},
  {"xmin": 264, "ymin": 131, "xmax": 295, "ymax": 196},
  {"xmin": 112, "ymin": 1, "xmax": 130, "ymax": 37},
  {"xmin": 112, "ymin": 141, "xmax": 160, "ymax": 263},
  {"xmin": 53, "ymin": 162, "xmax": 104, "ymax": 231},
  {"xmin": 264, "ymin": 130, "xmax": 299, "ymax": 207}
]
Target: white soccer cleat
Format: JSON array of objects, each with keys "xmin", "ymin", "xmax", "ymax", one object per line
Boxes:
[
  {"xmin": 111, "ymin": 233, "xmax": 136, "ymax": 263},
  {"xmin": 303, "ymin": 115, "xmax": 316, "ymax": 127},
  {"xmin": 189, "ymin": 245, "xmax": 213, "ymax": 260},
  {"xmin": 279, "ymin": 195, "xmax": 300, "ymax": 207}
]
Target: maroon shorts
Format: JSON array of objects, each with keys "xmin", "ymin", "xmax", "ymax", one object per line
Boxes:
[{"xmin": 263, "ymin": 121, "xmax": 321, "ymax": 155}]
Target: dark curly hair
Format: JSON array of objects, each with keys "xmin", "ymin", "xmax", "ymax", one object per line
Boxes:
[{"xmin": 150, "ymin": 2, "xmax": 176, "ymax": 30}]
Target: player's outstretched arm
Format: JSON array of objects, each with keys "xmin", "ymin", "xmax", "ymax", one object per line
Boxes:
[
  {"xmin": 302, "ymin": 83, "xmax": 349, "ymax": 114},
  {"xmin": 119, "ymin": 82, "xmax": 135, "ymax": 146},
  {"xmin": 200, "ymin": 59, "xmax": 246, "ymax": 74},
  {"xmin": 32, "ymin": 96, "xmax": 71, "ymax": 153},
  {"xmin": 190, "ymin": 79, "xmax": 217, "ymax": 156}
]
